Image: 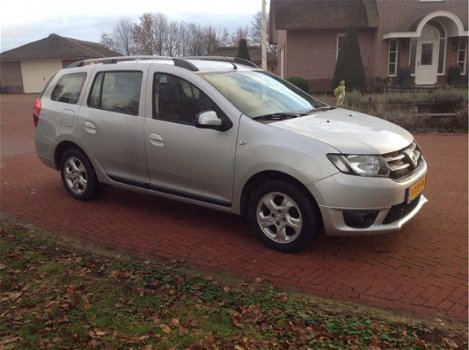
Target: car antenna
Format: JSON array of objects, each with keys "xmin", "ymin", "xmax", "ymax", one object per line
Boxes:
[{"xmin": 223, "ymin": 55, "xmax": 237, "ymax": 70}]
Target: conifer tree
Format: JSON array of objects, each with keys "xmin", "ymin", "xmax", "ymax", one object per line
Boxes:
[
  {"xmin": 236, "ymin": 39, "xmax": 251, "ymax": 61},
  {"xmin": 332, "ymin": 27, "xmax": 366, "ymax": 92}
]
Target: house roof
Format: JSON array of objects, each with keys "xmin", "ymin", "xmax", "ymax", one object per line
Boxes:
[
  {"xmin": 208, "ymin": 46, "xmax": 277, "ymax": 64},
  {"xmin": 270, "ymin": 0, "xmax": 379, "ymax": 31},
  {"xmin": 0, "ymin": 34, "xmax": 120, "ymax": 61}
]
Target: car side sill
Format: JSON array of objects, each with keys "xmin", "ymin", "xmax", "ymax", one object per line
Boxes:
[{"xmin": 108, "ymin": 175, "xmax": 232, "ymax": 208}]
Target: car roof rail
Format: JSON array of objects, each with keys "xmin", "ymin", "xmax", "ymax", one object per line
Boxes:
[
  {"xmin": 183, "ymin": 56, "xmax": 259, "ymax": 68},
  {"xmin": 66, "ymin": 56, "xmax": 199, "ymax": 71}
]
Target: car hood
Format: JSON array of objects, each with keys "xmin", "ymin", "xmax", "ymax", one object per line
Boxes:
[{"xmin": 271, "ymin": 108, "xmax": 413, "ymax": 154}]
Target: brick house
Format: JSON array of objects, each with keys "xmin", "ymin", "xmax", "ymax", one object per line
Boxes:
[
  {"xmin": 0, "ymin": 34, "xmax": 120, "ymax": 93},
  {"xmin": 269, "ymin": 0, "xmax": 468, "ymax": 91}
]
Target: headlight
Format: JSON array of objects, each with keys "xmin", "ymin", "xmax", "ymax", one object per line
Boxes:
[{"xmin": 327, "ymin": 154, "xmax": 390, "ymax": 177}]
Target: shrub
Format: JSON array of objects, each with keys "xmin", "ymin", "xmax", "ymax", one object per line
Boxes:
[
  {"xmin": 286, "ymin": 76, "xmax": 310, "ymax": 93},
  {"xmin": 397, "ymin": 66, "xmax": 411, "ymax": 89},
  {"xmin": 331, "ymin": 88, "xmax": 468, "ymax": 132},
  {"xmin": 448, "ymin": 65, "xmax": 462, "ymax": 86}
]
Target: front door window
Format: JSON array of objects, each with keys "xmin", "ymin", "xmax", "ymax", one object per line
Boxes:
[{"xmin": 420, "ymin": 43, "xmax": 434, "ymax": 65}]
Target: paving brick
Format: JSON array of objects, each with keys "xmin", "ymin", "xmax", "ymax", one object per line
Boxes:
[{"xmin": 0, "ymin": 95, "xmax": 467, "ymax": 322}]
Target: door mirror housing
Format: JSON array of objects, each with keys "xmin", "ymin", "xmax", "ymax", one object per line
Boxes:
[{"xmin": 196, "ymin": 111, "xmax": 231, "ymax": 131}]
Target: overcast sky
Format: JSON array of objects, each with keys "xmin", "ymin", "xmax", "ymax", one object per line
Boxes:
[{"xmin": 1, "ymin": 0, "xmax": 266, "ymax": 53}]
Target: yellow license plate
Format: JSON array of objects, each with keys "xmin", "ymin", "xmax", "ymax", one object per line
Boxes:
[{"xmin": 407, "ymin": 176, "xmax": 426, "ymax": 203}]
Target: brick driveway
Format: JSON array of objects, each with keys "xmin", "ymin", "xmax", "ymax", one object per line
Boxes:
[{"xmin": 1, "ymin": 94, "xmax": 467, "ymax": 321}]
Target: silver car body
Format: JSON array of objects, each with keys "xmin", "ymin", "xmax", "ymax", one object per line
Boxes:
[{"xmin": 35, "ymin": 58, "xmax": 427, "ymax": 238}]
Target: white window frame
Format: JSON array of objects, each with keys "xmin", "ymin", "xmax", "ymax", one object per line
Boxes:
[
  {"xmin": 336, "ymin": 33, "xmax": 345, "ymax": 61},
  {"xmin": 388, "ymin": 39, "xmax": 399, "ymax": 77},
  {"xmin": 457, "ymin": 38, "xmax": 467, "ymax": 75},
  {"xmin": 409, "ymin": 38, "xmax": 417, "ymax": 76}
]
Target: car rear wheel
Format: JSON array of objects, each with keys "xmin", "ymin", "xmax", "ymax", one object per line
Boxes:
[
  {"xmin": 248, "ymin": 180, "xmax": 319, "ymax": 252},
  {"xmin": 60, "ymin": 149, "xmax": 100, "ymax": 201}
]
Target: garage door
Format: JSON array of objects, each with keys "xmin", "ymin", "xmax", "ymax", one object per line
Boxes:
[{"xmin": 21, "ymin": 60, "xmax": 63, "ymax": 93}]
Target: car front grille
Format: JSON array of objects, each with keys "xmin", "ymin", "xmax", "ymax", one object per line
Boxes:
[
  {"xmin": 383, "ymin": 142, "xmax": 423, "ymax": 181},
  {"xmin": 383, "ymin": 195, "xmax": 421, "ymax": 225}
]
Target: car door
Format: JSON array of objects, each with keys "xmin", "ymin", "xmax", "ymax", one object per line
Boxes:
[
  {"xmin": 143, "ymin": 67, "xmax": 239, "ymax": 208},
  {"xmin": 77, "ymin": 68, "xmax": 149, "ymax": 185}
]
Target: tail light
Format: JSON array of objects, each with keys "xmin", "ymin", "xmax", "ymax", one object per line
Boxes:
[{"xmin": 33, "ymin": 98, "xmax": 41, "ymax": 127}]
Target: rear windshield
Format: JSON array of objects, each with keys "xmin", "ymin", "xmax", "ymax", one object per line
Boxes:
[{"xmin": 199, "ymin": 70, "xmax": 326, "ymax": 118}]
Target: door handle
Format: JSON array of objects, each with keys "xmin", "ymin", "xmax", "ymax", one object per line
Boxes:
[
  {"xmin": 84, "ymin": 121, "xmax": 96, "ymax": 134},
  {"xmin": 149, "ymin": 133, "xmax": 164, "ymax": 147}
]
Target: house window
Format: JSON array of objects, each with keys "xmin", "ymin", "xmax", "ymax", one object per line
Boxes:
[
  {"xmin": 388, "ymin": 40, "xmax": 398, "ymax": 76},
  {"xmin": 336, "ymin": 33, "xmax": 345, "ymax": 61},
  {"xmin": 457, "ymin": 39, "xmax": 467, "ymax": 75}
]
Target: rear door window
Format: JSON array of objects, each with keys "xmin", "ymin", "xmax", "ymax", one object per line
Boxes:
[
  {"xmin": 50, "ymin": 73, "xmax": 86, "ymax": 104},
  {"xmin": 87, "ymin": 71, "xmax": 142, "ymax": 116}
]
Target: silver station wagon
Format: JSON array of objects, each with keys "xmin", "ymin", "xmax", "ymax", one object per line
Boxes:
[{"xmin": 34, "ymin": 56, "xmax": 427, "ymax": 252}]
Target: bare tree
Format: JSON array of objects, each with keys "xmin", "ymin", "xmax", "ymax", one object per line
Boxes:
[
  {"xmin": 165, "ymin": 21, "xmax": 180, "ymax": 56},
  {"xmin": 100, "ymin": 33, "xmax": 116, "ymax": 52},
  {"xmin": 132, "ymin": 13, "xmax": 156, "ymax": 55},
  {"xmin": 186, "ymin": 22, "xmax": 206, "ymax": 56},
  {"xmin": 101, "ymin": 11, "xmax": 238, "ymax": 57},
  {"xmin": 113, "ymin": 18, "xmax": 135, "ymax": 55},
  {"xmin": 250, "ymin": 11, "xmax": 262, "ymax": 46},
  {"xmin": 203, "ymin": 26, "xmax": 222, "ymax": 55},
  {"xmin": 230, "ymin": 25, "xmax": 250, "ymax": 46},
  {"xmin": 152, "ymin": 13, "xmax": 168, "ymax": 55}
]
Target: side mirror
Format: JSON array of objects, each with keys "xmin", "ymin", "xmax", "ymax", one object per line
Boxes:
[
  {"xmin": 196, "ymin": 111, "xmax": 222, "ymax": 128},
  {"xmin": 196, "ymin": 110, "xmax": 233, "ymax": 131}
]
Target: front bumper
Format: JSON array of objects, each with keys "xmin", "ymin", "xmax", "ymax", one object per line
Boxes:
[{"xmin": 308, "ymin": 159, "xmax": 428, "ymax": 236}]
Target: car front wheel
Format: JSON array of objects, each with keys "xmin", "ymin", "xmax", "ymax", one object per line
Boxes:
[{"xmin": 248, "ymin": 180, "xmax": 320, "ymax": 252}]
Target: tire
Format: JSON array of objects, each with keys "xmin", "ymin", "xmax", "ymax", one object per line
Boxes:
[
  {"xmin": 60, "ymin": 148, "xmax": 100, "ymax": 201},
  {"xmin": 248, "ymin": 180, "xmax": 320, "ymax": 253}
]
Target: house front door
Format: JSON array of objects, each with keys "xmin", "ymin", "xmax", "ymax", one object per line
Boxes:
[{"xmin": 415, "ymin": 39, "xmax": 438, "ymax": 85}]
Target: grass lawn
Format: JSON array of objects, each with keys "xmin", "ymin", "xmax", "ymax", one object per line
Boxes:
[{"xmin": 1, "ymin": 218, "xmax": 467, "ymax": 349}]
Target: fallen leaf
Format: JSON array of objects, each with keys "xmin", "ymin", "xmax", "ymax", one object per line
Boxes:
[
  {"xmin": 442, "ymin": 337, "xmax": 458, "ymax": 349},
  {"xmin": 160, "ymin": 324, "xmax": 171, "ymax": 334},
  {"xmin": 413, "ymin": 338, "xmax": 426, "ymax": 348},
  {"xmin": 1, "ymin": 291, "xmax": 22, "ymax": 302},
  {"xmin": 232, "ymin": 312, "xmax": 243, "ymax": 328},
  {"xmin": 0, "ymin": 336, "xmax": 20, "ymax": 347}
]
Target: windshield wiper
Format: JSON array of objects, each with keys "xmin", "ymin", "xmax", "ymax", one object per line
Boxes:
[
  {"xmin": 253, "ymin": 113, "xmax": 300, "ymax": 121},
  {"xmin": 312, "ymin": 106, "xmax": 336, "ymax": 112}
]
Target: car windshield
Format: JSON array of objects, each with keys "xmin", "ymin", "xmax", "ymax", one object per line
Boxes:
[{"xmin": 199, "ymin": 70, "xmax": 327, "ymax": 119}]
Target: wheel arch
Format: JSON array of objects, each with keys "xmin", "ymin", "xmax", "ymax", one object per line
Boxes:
[
  {"xmin": 240, "ymin": 170, "xmax": 323, "ymax": 226},
  {"xmin": 54, "ymin": 141, "xmax": 88, "ymax": 170}
]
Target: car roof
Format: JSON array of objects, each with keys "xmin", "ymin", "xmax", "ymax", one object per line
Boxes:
[{"xmin": 66, "ymin": 56, "xmax": 258, "ymax": 73}]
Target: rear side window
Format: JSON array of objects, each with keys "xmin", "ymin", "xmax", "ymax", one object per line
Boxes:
[
  {"xmin": 88, "ymin": 71, "xmax": 142, "ymax": 116},
  {"xmin": 50, "ymin": 73, "xmax": 86, "ymax": 104}
]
